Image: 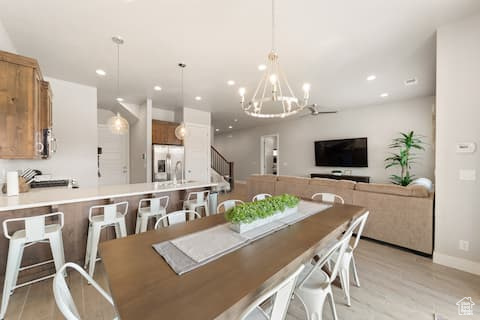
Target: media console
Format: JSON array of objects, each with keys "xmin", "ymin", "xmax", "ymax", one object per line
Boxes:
[{"xmin": 310, "ymin": 173, "xmax": 370, "ymax": 183}]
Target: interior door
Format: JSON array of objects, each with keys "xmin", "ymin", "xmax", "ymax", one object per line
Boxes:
[
  {"xmin": 98, "ymin": 124, "xmax": 129, "ymax": 185},
  {"xmin": 184, "ymin": 123, "xmax": 210, "ymax": 182}
]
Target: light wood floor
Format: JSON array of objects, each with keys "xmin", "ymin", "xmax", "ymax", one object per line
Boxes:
[{"xmin": 4, "ymin": 184, "xmax": 480, "ymax": 319}]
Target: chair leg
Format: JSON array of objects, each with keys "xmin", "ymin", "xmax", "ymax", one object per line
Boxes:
[
  {"xmin": 339, "ymin": 268, "xmax": 351, "ymax": 307},
  {"xmin": 117, "ymin": 219, "xmax": 127, "ymax": 238},
  {"xmin": 1, "ymin": 241, "xmax": 23, "ymax": 319},
  {"xmin": 326, "ymin": 288, "xmax": 339, "ymax": 320},
  {"xmin": 351, "ymin": 255, "xmax": 361, "ymax": 287},
  {"xmin": 84, "ymin": 224, "xmax": 93, "ymax": 269},
  {"xmin": 139, "ymin": 216, "xmax": 148, "ymax": 233},
  {"xmin": 88, "ymin": 226, "xmax": 101, "ymax": 277},
  {"xmin": 11, "ymin": 243, "xmax": 24, "ymax": 293},
  {"xmin": 135, "ymin": 214, "xmax": 141, "ymax": 234},
  {"xmin": 49, "ymin": 232, "xmax": 66, "ymax": 276},
  {"xmin": 204, "ymin": 203, "xmax": 210, "ymax": 217}
]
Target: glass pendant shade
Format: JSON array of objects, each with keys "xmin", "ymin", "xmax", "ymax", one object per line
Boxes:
[
  {"xmin": 175, "ymin": 122, "xmax": 186, "ymax": 140},
  {"xmin": 107, "ymin": 113, "xmax": 129, "ymax": 135}
]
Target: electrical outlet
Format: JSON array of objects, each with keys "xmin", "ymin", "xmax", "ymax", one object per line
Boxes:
[{"xmin": 459, "ymin": 240, "xmax": 470, "ymax": 251}]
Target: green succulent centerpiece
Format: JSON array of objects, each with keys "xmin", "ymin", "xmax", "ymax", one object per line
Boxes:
[{"xmin": 225, "ymin": 194, "xmax": 300, "ymax": 225}]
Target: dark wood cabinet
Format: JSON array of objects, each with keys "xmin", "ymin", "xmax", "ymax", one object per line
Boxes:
[
  {"xmin": 0, "ymin": 50, "xmax": 52, "ymax": 159},
  {"xmin": 152, "ymin": 120, "xmax": 183, "ymax": 145},
  {"xmin": 310, "ymin": 173, "xmax": 370, "ymax": 183}
]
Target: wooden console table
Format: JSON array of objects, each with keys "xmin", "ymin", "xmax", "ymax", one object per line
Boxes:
[{"xmin": 310, "ymin": 173, "xmax": 370, "ymax": 183}]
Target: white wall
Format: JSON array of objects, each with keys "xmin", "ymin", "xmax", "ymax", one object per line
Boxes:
[
  {"xmin": 0, "ymin": 77, "xmax": 99, "ymax": 187},
  {"xmin": 0, "ymin": 19, "xmax": 16, "ymax": 53},
  {"xmin": 97, "ymin": 108, "xmax": 115, "ymax": 124},
  {"xmin": 214, "ymin": 96, "xmax": 435, "ymax": 183},
  {"xmin": 434, "ymin": 13, "xmax": 480, "ymax": 275},
  {"xmin": 152, "ymin": 107, "xmax": 175, "ymax": 122},
  {"xmin": 129, "ymin": 99, "xmax": 152, "ymax": 183}
]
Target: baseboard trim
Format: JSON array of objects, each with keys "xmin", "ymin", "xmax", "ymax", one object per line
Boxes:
[
  {"xmin": 433, "ymin": 252, "xmax": 480, "ymax": 276},
  {"xmin": 235, "ymin": 180, "xmax": 247, "ymax": 185}
]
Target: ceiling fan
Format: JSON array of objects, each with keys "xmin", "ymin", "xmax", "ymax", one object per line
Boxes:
[{"xmin": 301, "ymin": 104, "xmax": 338, "ymax": 117}]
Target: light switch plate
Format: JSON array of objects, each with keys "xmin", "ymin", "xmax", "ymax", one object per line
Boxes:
[{"xmin": 459, "ymin": 169, "xmax": 476, "ymax": 181}]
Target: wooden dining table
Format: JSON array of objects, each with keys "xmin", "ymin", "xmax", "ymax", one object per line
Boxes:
[{"xmin": 99, "ymin": 202, "xmax": 367, "ymax": 320}]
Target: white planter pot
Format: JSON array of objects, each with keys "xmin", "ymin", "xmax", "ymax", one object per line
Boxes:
[{"xmin": 229, "ymin": 205, "xmax": 298, "ymax": 233}]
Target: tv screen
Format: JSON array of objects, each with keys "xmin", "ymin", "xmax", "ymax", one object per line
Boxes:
[{"xmin": 314, "ymin": 138, "xmax": 368, "ymax": 167}]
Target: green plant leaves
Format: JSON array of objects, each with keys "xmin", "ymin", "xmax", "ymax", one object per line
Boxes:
[{"xmin": 225, "ymin": 194, "xmax": 300, "ymax": 224}]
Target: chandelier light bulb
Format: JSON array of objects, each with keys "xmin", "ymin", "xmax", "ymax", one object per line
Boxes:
[
  {"xmin": 238, "ymin": 87, "xmax": 246, "ymax": 97},
  {"xmin": 269, "ymin": 74, "xmax": 278, "ymax": 85},
  {"xmin": 302, "ymin": 83, "xmax": 311, "ymax": 92}
]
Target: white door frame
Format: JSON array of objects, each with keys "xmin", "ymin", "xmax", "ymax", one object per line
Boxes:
[{"xmin": 260, "ymin": 133, "xmax": 279, "ymax": 175}]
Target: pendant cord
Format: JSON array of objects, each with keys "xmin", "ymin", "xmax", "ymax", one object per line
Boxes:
[
  {"xmin": 181, "ymin": 66, "xmax": 184, "ymax": 107},
  {"xmin": 272, "ymin": 0, "xmax": 276, "ymax": 52},
  {"xmin": 116, "ymin": 43, "xmax": 120, "ymax": 97}
]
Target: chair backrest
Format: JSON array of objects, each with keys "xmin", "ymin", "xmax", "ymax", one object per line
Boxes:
[
  {"xmin": 217, "ymin": 200, "xmax": 244, "ymax": 214},
  {"xmin": 349, "ymin": 211, "xmax": 369, "ymax": 250},
  {"xmin": 53, "ymin": 262, "xmax": 115, "ymax": 320},
  {"xmin": 139, "ymin": 195, "xmax": 169, "ymax": 213},
  {"xmin": 186, "ymin": 191, "xmax": 210, "ymax": 204},
  {"xmin": 3, "ymin": 212, "xmax": 64, "ymax": 242},
  {"xmin": 88, "ymin": 201, "xmax": 129, "ymax": 223},
  {"xmin": 154, "ymin": 210, "xmax": 201, "ymax": 229},
  {"xmin": 311, "ymin": 192, "xmax": 344, "ymax": 204},
  {"xmin": 240, "ymin": 264, "xmax": 305, "ymax": 320},
  {"xmin": 252, "ymin": 193, "xmax": 272, "ymax": 202}
]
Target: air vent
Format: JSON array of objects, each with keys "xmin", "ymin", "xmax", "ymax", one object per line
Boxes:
[{"xmin": 404, "ymin": 78, "xmax": 418, "ymax": 86}]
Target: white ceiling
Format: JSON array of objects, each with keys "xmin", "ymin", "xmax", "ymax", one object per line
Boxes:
[{"xmin": 1, "ymin": 0, "xmax": 479, "ymax": 131}]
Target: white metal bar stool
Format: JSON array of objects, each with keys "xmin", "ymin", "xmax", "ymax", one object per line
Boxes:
[
  {"xmin": 135, "ymin": 196, "xmax": 169, "ymax": 234},
  {"xmin": 1, "ymin": 212, "xmax": 65, "ymax": 319},
  {"xmin": 252, "ymin": 193, "xmax": 272, "ymax": 202},
  {"xmin": 216, "ymin": 199, "xmax": 244, "ymax": 214},
  {"xmin": 183, "ymin": 191, "xmax": 210, "ymax": 219},
  {"xmin": 53, "ymin": 262, "xmax": 118, "ymax": 320},
  {"xmin": 84, "ymin": 201, "xmax": 128, "ymax": 277},
  {"xmin": 311, "ymin": 192, "xmax": 345, "ymax": 204}
]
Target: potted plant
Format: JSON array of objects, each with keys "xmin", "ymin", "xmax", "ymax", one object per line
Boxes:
[
  {"xmin": 385, "ymin": 131, "xmax": 425, "ymax": 186},
  {"xmin": 225, "ymin": 194, "xmax": 300, "ymax": 233}
]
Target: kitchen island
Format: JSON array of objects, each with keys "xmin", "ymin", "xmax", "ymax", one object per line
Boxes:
[{"xmin": 0, "ymin": 181, "xmax": 218, "ymax": 283}]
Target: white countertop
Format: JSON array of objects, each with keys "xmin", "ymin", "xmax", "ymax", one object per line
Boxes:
[{"xmin": 0, "ymin": 181, "xmax": 218, "ymax": 212}]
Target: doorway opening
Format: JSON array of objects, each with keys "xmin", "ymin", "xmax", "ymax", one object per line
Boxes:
[{"xmin": 260, "ymin": 134, "xmax": 279, "ymax": 175}]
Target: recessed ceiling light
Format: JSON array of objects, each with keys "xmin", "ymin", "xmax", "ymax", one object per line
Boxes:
[
  {"xmin": 380, "ymin": 93, "xmax": 389, "ymax": 98},
  {"xmin": 228, "ymin": 125, "xmax": 233, "ymax": 129},
  {"xmin": 258, "ymin": 64, "xmax": 267, "ymax": 71},
  {"xmin": 227, "ymin": 80, "xmax": 235, "ymax": 86},
  {"xmin": 116, "ymin": 97, "xmax": 124, "ymax": 102},
  {"xmin": 215, "ymin": 128, "xmax": 220, "ymax": 132},
  {"xmin": 96, "ymin": 69, "xmax": 106, "ymax": 76},
  {"xmin": 154, "ymin": 86, "xmax": 162, "ymax": 91},
  {"xmin": 366, "ymin": 75, "xmax": 376, "ymax": 81},
  {"xmin": 234, "ymin": 119, "xmax": 238, "ymax": 122},
  {"xmin": 195, "ymin": 96, "xmax": 202, "ymax": 101}
]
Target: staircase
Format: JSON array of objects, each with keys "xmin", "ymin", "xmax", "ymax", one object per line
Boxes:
[{"xmin": 211, "ymin": 146, "xmax": 234, "ymax": 190}]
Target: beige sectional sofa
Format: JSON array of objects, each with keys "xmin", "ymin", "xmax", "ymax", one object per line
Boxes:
[{"xmin": 246, "ymin": 175, "xmax": 434, "ymax": 255}]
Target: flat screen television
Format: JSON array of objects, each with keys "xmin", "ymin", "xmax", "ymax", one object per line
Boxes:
[{"xmin": 314, "ymin": 138, "xmax": 368, "ymax": 167}]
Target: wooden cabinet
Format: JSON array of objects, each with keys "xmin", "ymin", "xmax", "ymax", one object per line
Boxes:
[
  {"xmin": 0, "ymin": 50, "xmax": 52, "ymax": 159},
  {"xmin": 152, "ymin": 120, "xmax": 183, "ymax": 145}
]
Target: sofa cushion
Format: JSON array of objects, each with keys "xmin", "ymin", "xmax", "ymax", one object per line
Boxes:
[
  {"xmin": 309, "ymin": 178, "xmax": 356, "ymax": 190},
  {"xmin": 248, "ymin": 174, "xmax": 278, "ymax": 182},
  {"xmin": 275, "ymin": 176, "xmax": 310, "ymax": 197},
  {"xmin": 355, "ymin": 182, "xmax": 429, "ymax": 198}
]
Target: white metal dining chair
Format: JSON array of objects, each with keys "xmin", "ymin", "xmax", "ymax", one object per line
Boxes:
[
  {"xmin": 53, "ymin": 262, "xmax": 118, "ymax": 320},
  {"xmin": 252, "ymin": 193, "xmax": 272, "ymax": 202},
  {"xmin": 135, "ymin": 196, "xmax": 169, "ymax": 233},
  {"xmin": 154, "ymin": 210, "xmax": 201, "ymax": 229},
  {"xmin": 1, "ymin": 212, "xmax": 66, "ymax": 319},
  {"xmin": 328, "ymin": 211, "xmax": 369, "ymax": 306},
  {"xmin": 240, "ymin": 264, "xmax": 305, "ymax": 320},
  {"xmin": 294, "ymin": 219, "xmax": 359, "ymax": 320},
  {"xmin": 183, "ymin": 191, "xmax": 210, "ymax": 218},
  {"xmin": 84, "ymin": 201, "xmax": 128, "ymax": 277},
  {"xmin": 311, "ymin": 192, "xmax": 344, "ymax": 204},
  {"xmin": 216, "ymin": 199, "xmax": 244, "ymax": 214}
]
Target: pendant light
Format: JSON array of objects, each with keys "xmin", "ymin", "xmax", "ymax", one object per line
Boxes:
[
  {"xmin": 239, "ymin": 0, "xmax": 311, "ymax": 118},
  {"xmin": 108, "ymin": 36, "xmax": 129, "ymax": 135},
  {"xmin": 175, "ymin": 63, "xmax": 187, "ymax": 140}
]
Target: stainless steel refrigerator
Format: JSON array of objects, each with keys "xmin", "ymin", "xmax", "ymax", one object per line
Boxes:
[{"xmin": 152, "ymin": 145, "xmax": 185, "ymax": 182}]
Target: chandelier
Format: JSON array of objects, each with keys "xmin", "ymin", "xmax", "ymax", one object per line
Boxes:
[
  {"xmin": 239, "ymin": 0, "xmax": 311, "ymax": 118},
  {"xmin": 174, "ymin": 63, "xmax": 187, "ymax": 140},
  {"xmin": 108, "ymin": 36, "xmax": 129, "ymax": 135}
]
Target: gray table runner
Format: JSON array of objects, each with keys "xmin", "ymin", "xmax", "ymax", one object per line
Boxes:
[{"xmin": 153, "ymin": 201, "xmax": 331, "ymax": 275}]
